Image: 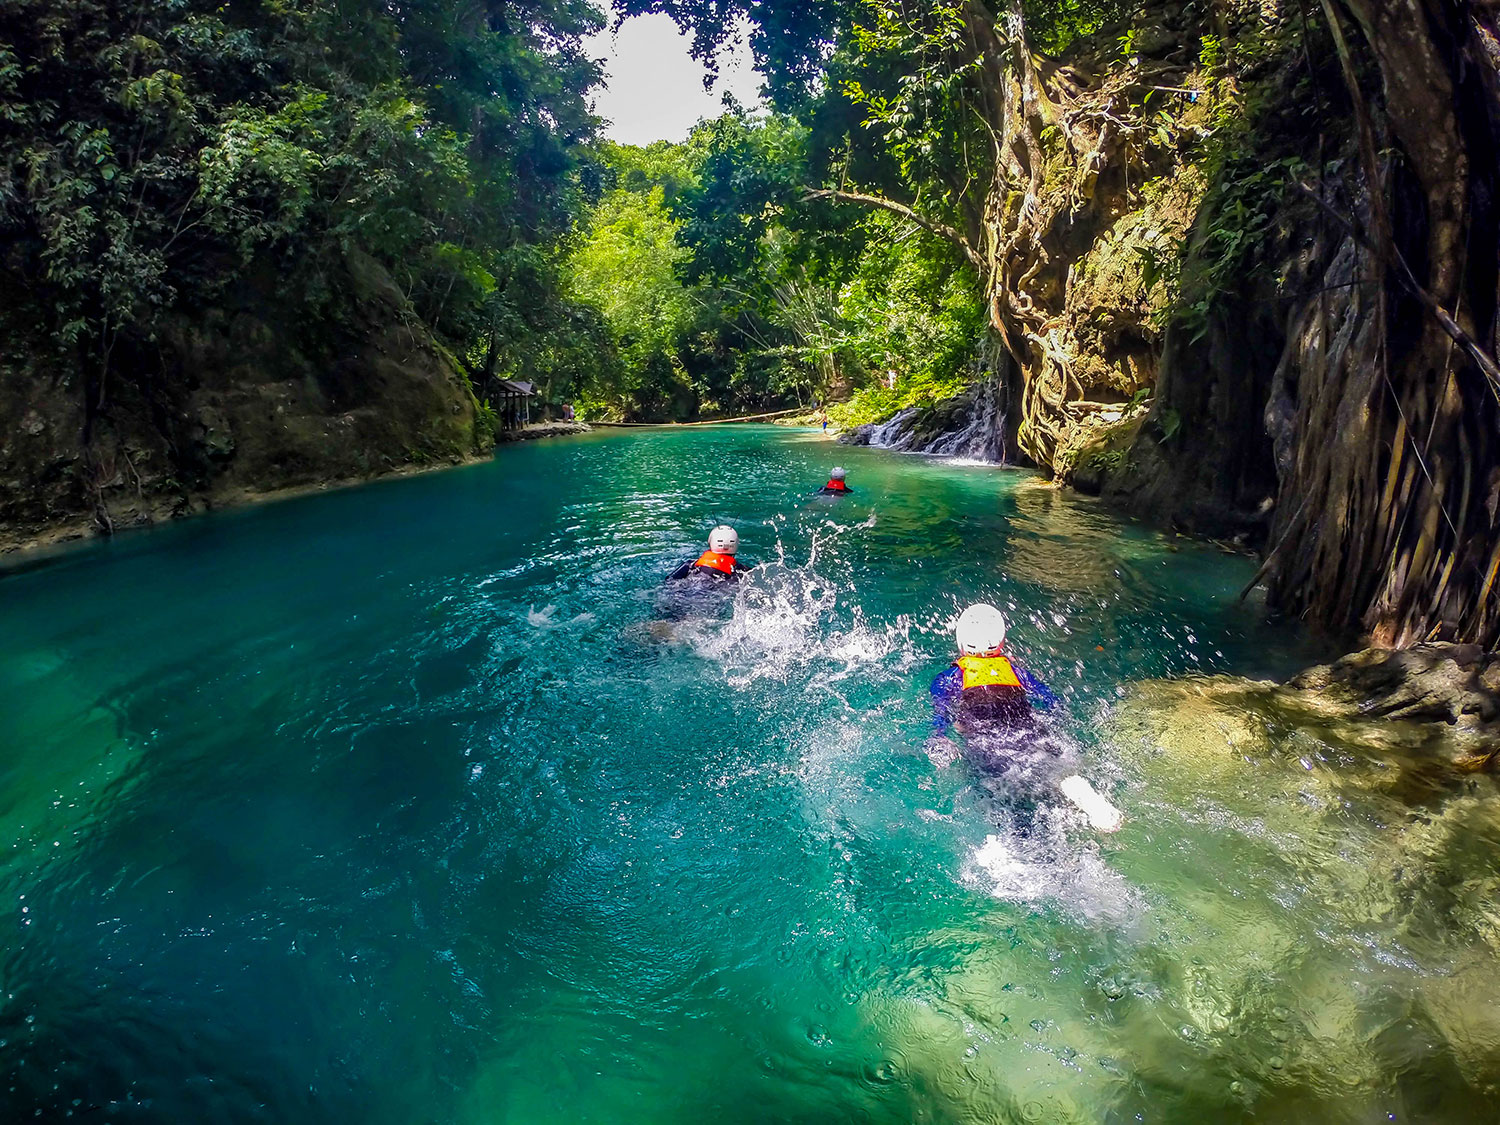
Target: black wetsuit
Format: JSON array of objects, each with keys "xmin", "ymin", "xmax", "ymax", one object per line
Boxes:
[{"xmin": 665, "ymin": 557, "xmax": 752, "ymax": 582}]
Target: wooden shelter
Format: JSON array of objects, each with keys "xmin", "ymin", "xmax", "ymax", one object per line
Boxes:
[{"xmin": 494, "ymin": 379, "xmax": 534, "ymax": 431}]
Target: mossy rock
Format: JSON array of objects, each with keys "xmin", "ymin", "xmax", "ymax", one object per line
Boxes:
[{"xmin": 1059, "ymin": 414, "xmax": 1143, "ymax": 493}]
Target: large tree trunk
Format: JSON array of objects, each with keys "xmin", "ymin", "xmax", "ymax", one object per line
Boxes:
[
  {"xmin": 1260, "ymin": 0, "xmax": 1500, "ymax": 645},
  {"xmin": 818, "ymin": 0, "xmax": 1500, "ymax": 645}
]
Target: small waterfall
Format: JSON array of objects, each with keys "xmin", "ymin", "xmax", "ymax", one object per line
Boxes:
[
  {"xmin": 846, "ymin": 337, "xmax": 1012, "ymax": 462},
  {"xmin": 856, "ymin": 377, "xmax": 1007, "ymax": 463},
  {"xmin": 866, "ymin": 407, "xmax": 921, "ymax": 451},
  {"xmin": 923, "ymin": 377, "xmax": 1006, "ymax": 463}
]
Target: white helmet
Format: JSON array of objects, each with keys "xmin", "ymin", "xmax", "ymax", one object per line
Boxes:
[
  {"xmin": 955, "ymin": 603, "xmax": 1007, "ymax": 656},
  {"xmin": 708, "ymin": 525, "xmax": 739, "ymax": 555},
  {"xmin": 830, "ymin": 466, "xmax": 847, "ymax": 480}
]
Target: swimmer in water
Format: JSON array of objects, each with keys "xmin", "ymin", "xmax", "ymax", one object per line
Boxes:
[
  {"xmin": 665, "ymin": 525, "xmax": 752, "ymax": 581},
  {"xmin": 637, "ymin": 525, "xmax": 751, "ymax": 645},
  {"xmin": 928, "ymin": 603, "xmax": 1123, "ymax": 833},
  {"xmin": 816, "ymin": 467, "xmax": 852, "ymax": 495}
]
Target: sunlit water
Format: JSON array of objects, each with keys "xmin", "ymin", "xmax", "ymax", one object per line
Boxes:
[{"xmin": 1, "ymin": 426, "xmax": 1496, "ymax": 1123}]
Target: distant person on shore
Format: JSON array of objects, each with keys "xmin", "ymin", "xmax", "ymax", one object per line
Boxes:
[
  {"xmin": 816, "ymin": 467, "xmax": 852, "ymax": 495},
  {"xmin": 666, "ymin": 525, "xmax": 752, "ymax": 581},
  {"xmin": 928, "ymin": 603, "xmax": 1122, "ymax": 833}
]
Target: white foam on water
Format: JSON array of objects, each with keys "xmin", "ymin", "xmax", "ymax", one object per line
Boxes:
[
  {"xmin": 525, "ymin": 604, "xmax": 594, "ymax": 630},
  {"xmin": 684, "ymin": 521, "xmax": 918, "ymax": 687},
  {"xmin": 526, "ymin": 604, "xmax": 560, "ymax": 628},
  {"xmin": 962, "ymin": 813, "xmax": 1142, "ymax": 927}
]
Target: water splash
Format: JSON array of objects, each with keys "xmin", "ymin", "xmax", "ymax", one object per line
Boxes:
[{"xmin": 675, "ymin": 516, "xmax": 923, "ymax": 688}]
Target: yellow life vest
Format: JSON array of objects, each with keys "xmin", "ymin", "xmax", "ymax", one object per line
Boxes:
[{"xmin": 956, "ymin": 654, "xmax": 1022, "ymax": 691}]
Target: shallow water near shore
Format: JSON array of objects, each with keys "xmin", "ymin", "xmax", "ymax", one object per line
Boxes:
[{"xmin": 1, "ymin": 425, "xmax": 1497, "ymax": 1122}]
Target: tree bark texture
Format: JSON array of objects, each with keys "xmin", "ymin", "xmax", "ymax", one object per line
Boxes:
[
  {"xmin": 1262, "ymin": 0, "xmax": 1500, "ymax": 645},
  {"xmin": 823, "ymin": 0, "xmax": 1500, "ymax": 645}
]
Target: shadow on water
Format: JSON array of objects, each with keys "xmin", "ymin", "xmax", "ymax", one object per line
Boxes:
[{"xmin": 0, "ymin": 427, "xmax": 1495, "ymax": 1122}]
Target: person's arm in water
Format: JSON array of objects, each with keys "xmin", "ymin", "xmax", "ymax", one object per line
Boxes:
[
  {"xmin": 1008, "ymin": 656, "xmax": 1121, "ymax": 831},
  {"xmin": 928, "ymin": 665, "xmax": 964, "ymax": 736},
  {"xmin": 1013, "ymin": 661, "xmax": 1058, "ymax": 710},
  {"xmin": 665, "ymin": 560, "xmax": 694, "ymax": 582}
]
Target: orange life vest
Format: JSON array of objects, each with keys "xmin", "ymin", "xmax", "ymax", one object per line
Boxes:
[
  {"xmin": 693, "ymin": 550, "xmax": 736, "ymax": 575},
  {"xmin": 956, "ymin": 654, "xmax": 1022, "ymax": 690},
  {"xmin": 823, "ymin": 479, "xmax": 848, "ymax": 492}
]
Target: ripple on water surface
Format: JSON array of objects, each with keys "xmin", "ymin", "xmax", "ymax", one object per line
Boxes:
[{"xmin": 0, "ymin": 426, "xmax": 1496, "ymax": 1123}]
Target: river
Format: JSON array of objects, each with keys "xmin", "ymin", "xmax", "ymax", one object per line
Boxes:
[{"xmin": 1, "ymin": 425, "xmax": 1496, "ymax": 1122}]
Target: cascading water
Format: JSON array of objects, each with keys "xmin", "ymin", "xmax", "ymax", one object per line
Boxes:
[
  {"xmin": 923, "ymin": 377, "xmax": 1006, "ymax": 462},
  {"xmin": 860, "ymin": 376, "xmax": 1009, "ymax": 463},
  {"xmin": 865, "ymin": 406, "xmax": 921, "ymax": 452}
]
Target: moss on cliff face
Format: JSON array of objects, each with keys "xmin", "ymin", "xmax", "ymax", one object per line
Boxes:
[{"xmin": 0, "ymin": 252, "xmax": 489, "ymax": 553}]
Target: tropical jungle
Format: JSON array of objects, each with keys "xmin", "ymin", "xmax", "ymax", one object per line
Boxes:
[{"xmin": 5, "ymin": 1, "xmax": 1500, "ymax": 1121}]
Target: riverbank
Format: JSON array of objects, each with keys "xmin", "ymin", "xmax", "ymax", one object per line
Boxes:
[
  {"xmin": 0, "ymin": 450, "xmax": 495, "ymax": 563},
  {"xmin": 496, "ymin": 421, "xmax": 593, "ymax": 442},
  {"xmin": 588, "ymin": 407, "xmax": 808, "ymax": 427},
  {"xmin": 0, "ymin": 422, "xmax": 609, "ymax": 563}
]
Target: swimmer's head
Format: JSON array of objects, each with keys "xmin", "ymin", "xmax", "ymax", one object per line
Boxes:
[
  {"xmin": 956, "ymin": 603, "xmax": 1007, "ymax": 656},
  {"xmin": 708, "ymin": 525, "xmax": 739, "ymax": 555},
  {"xmin": 830, "ymin": 466, "xmax": 847, "ymax": 481}
]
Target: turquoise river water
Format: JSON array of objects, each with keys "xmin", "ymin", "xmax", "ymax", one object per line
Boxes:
[{"xmin": 2, "ymin": 425, "xmax": 1499, "ymax": 1123}]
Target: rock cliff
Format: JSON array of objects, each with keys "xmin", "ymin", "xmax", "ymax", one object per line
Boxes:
[{"xmin": 0, "ymin": 251, "xmax": 489, "ymax": 554}]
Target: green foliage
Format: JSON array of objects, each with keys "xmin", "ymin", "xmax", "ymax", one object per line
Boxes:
[
  {"xmin": 835, "ymin": 214, "xmax": 984, "ymax": 375},
  {"xmin": 1172, "ymin": 148, "xmax": 1312, "ymax": 342},
  {"xmin": 2, "ymin": 0, "xmax": 1195, "ymax": 448},
  {"xmin": 1122, "ymin": 15, "xmax": 1328, "ymax": 346},
  {"xmin": 559, "ymin": 100, "xmax": 986, "ymax": 423},
  {"xmin": 1024, "ymin": 0, "xmax": 1136, "ymax": 54},
  {"xmin": 1086, "ymin": 448, "xmax": 1128, "ymax": 473},
  {"xmin": 1199, "ymin": 33, "xmax": 1225, "ymax": 72},
  {"xmin": 0, "ymin": 0, "xmax": 606, "ymax": 420},
  {"xmin": 471, "ymin": 396, "xmax": 499, "ymax": 437},
  {"xmin": 824, "ymin": 213, "xmax": 986, "ymax": 430},
  {"xmin": 672, "ymin": 111, "xmax": 811, "ymax": 283},
  {"xmin": 826, "ymin": 368, "xmax": 974, "ymax": 430},
  {"xmin": 566, "ymin": 185, "xmax": 692, "ymax": 374}
]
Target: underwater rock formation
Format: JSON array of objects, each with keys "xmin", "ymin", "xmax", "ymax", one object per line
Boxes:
[{"xmin": 1112, "ymin": 643, "xmax": 1500, "ymax": 809}]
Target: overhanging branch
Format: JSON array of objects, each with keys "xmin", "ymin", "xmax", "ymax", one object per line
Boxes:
[{"xmin": 802, "ymin": 188, "xmax": 985, "ymax": 272}]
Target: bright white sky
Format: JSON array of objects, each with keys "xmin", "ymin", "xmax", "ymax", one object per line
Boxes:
[{"xmin": 584, "ymin": 13, "xmax": 763, "ymax": 146}]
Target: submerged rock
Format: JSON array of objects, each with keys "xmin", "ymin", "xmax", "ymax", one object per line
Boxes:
[
  {"xmin": 1284, "ymin": 643, "xmax": 1500, "ymax": 730},
  {"xmin": 1114, "ymin": 643, "xmax": 1500, "ymax": 786},
  {"xmin": 1089, "ymin": 641, "xmax": 1500, "ymax": 1114},
  {"xmin": 1272, "ymin": 643, "xmax": 1500, "ymax": 773}
]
